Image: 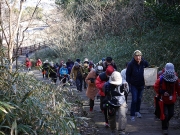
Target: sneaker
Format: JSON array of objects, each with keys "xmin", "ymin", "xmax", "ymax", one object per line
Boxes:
[
  {"xmin": 119, "ymin": 132, "xmax": 126, "ymax": 135},
  {"xmin": 135, "ymin": 112, "xmax": 142, "ymax": 118},
  {"xmin": 162, "ymin": 130, "xmax": 168, "ymax": 135},
  {"xmin": 131, "ymin": 116, "xmax": 135, "ymax": 121},
  {"xmin": 105, "ymin": 122, "xmax": 110, "ymax": 128}
]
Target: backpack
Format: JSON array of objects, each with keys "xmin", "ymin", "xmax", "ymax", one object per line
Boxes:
[
  {"xmin": 106, "ymin": 85, "xmax": 126, "ymax": 107},
  {"xmin": 154, "ymin": 77, "xmax": 175, "ymax": 119},
  {"xmin": 103, "ymin": 84, "xmax": 126, "ymax": 116}
]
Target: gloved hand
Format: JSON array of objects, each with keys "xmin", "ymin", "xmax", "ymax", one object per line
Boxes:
[
  {"xmin": 90, "ymin": 78, "xmax": 95, "ymax": 83},
  {"xmin": 88, "ymin": 78, "xmax": 95, "ymax": 83},
  {"xmin": 69, "ymin": 79, "xmax": 73, "ymax": 82}
]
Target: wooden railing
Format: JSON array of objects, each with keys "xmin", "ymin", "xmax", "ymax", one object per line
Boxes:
[{"xmin": 13, "ymin": 41, "xmax": 49, "ymax": 57}]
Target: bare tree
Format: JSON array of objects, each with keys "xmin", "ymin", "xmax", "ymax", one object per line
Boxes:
[{"xmin": 0, "ymin": 0, "xmax": 41, "ymax": 71}]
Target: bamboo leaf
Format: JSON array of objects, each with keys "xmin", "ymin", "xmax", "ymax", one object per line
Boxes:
[
  {"xmin": 0, "ymin": 106, "xmax": 8, "ymax": 114},
  {"xmin": 11, "ymin": 119, "xmax": 17, "ymax": 135}
]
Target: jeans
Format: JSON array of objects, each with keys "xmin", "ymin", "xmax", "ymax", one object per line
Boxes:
[
  {"xmin": 162, "ymin": 104, "xmax": 174, "ymax": 130},
  {"xmin": 76, "ymin": 76, "xmax": 82, "ymax": 91},
  {"xmin": 130, "ymin": 85, "xmax": 144, "ymax": 116},
  {"xmin": 108, "ymin": 102, "xmax": 128, "ymax": 133}
]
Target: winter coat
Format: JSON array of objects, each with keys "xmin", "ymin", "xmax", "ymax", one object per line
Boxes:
[
  {"xmin": 121, "ymin": 68, "xmax": 127, "ymax": 84},
  {"xmin": 42, "ymin": 63, "xmax": 50, "ymax": 71},
  {"xmin": 59, "ymin": 67, "xmax": 68, "ymax": 76},
  {"xmin": 36, "ymin": 60, "xmax": 42, "ymax": 67},
  {"xmin": 49, "ymin": 66, "xmax": 57, "ymax": 79},
  {"xmin": 66, "ymin": 61, "xmax": 74, "ymax": 74},
  {"xmin": 70, "ymin": 65, "xmax": 83, "ymax": 81},
  {"xmin": 82, "ymin": 66, "xmax": 90, "ymax": 78},
  {"xmin": 95, "ymin": 72, "xmax": 109, "ymax": 96},
  {"xmin": 154, "ymin": 78, "xmax": 180, "ymax": 104},
  {"xmin": 26, "ymin": 60, "xmax": 32, "ymax": 68},
  {"xmin": 126, "ymin": 58, "xmax": 148, "ymax": 87},
  {"xmin": 103, "ymin": 81, "xmax": 126, "ymax": 106},
  {"xmin": 85, "ymin": 69, "xmax": 98, "ymax": 100},
  {"xmin": 102, "ymin": 60, "xmax": 117, "ymax": 71}
]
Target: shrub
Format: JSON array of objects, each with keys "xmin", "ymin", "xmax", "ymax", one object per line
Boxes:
[{"xmin": 0, "ymin": 67, "xmax": 83, "ymax": 134}]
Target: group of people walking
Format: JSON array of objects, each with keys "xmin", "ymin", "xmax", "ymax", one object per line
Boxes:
[
  {"xmin": 84, "ymin": 50, "xmax": 180, "ymax": 135},
  {"xmin": 27, "ymin": 49, "xmax": 180, "ymax": 135},
  {"xmin": 38, "ymin": 59, "xmax": 74, "ymax": 85}
]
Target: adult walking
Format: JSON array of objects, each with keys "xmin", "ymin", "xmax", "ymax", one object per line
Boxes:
[
  {"xmin": 154, "ymin": 63, "xmax": 180, "ymax": 135},
  {"xmin": 66, "ymin": 58, "xmax": 74, "ymax": 75},
  {"xmin": 85, "ymin": 65, "xmax": 103, "ymax": 113},
  {"xmin": 59, "ymin": 64, "xmax": 68, "ymax": 86},
  {"xmin": 82, "ymin": 58, "xmax": 89, "ymax": 89},
  {"xmin": 70, "ymin": 62, "xmax": 83, "ymax": 92},
  {"xmin": 126, "ymin": 50, "xmax": 149, "ymax": 121},
  {"xmin": 102, "ymin": 57, "xmax": 117, "ymax": 71}
]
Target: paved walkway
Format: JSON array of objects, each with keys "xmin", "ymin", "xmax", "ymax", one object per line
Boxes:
[{"xmin": 13, "ymin": 55, "xmax": 180, "ymax": 135}]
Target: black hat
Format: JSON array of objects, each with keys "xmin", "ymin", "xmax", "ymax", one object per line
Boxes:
[{"xmin": 76, "ymin": 59, "xmax": 80, "ymax": 63}]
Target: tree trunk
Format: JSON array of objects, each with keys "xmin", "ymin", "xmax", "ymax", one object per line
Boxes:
[{"xmin": 0, "ymin": 0, "xmax": 2, "ymax": 59}]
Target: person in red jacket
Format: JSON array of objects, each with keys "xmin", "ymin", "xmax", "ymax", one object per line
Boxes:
[
  {"xmin": 95, "ymin": 65, "xmax": 114, "ymax": 128},
  {"xmin": 154, "ymin": 63, "xmax": 180, "ymax": 135},
  {"xmin": 36, "ymin": 58, "xmax": 42, "ymax": 67},
  {"xmin": 25, "ymin": 59, "xmax": 32, "ymax": 71}
]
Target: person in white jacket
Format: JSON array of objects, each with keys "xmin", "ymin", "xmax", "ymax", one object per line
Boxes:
[{"xmin": 120, "ymin": 62, "xmax": 129, "ymax": 103}]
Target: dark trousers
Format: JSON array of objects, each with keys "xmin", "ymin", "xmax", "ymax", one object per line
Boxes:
[
  {"xmin": 89, "ymin": 99, "xmax": 94, "ymax": 109},
  {"xmin": 62, "ymin": 77, "xmax": 66, "ymax": 84},
  {"xmin": 52, "ymin": 78, "xmax": 57, "ymax": 83},
  {"xmin": 76, "ymin": 76, "xmax": 82, "ymax": 91},
  {"xmin": 100, "ymin": 96, "xmax": 108, "ymax": 123},
  {"xmin": 83, "ymin": 77, "xmax": 87, "ymax": 89},
  {"xmin": 162, "ymin": 104, "xmax": 174, "ymax": 130},
  {"xmin": 60, "ymin": 75, "xmax": 68, "ymax": 84}
]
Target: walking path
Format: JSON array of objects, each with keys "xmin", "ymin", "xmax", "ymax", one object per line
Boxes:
[{"xmin": 13, "ymin": 55, "xmax": 180, "ymax": 135}]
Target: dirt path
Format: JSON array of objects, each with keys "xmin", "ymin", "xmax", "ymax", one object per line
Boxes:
[{"xmin": 13, "ymin": 55, "xmax": 180, "ymax": 135}]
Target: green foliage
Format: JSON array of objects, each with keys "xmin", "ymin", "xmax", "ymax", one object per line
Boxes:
[
  {"xmin": 0, "ymin": 66, "xmax": 84, "ymax": 134},
  {"xmin": 33, "ymin": 48, "xmax": 60, "ymax": 64},
  {"xmin": 145, "ymin": 3, "xmax": 180, "ymax": 24}
]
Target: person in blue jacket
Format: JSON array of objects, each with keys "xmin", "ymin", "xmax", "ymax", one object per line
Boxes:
[
  {"xmin": 126, "ymin": 50, "xmax": 149, "ymax": 121},
  {"xmin": 59, "ymin": 63, "xmax": 69, "ymax": 86}
]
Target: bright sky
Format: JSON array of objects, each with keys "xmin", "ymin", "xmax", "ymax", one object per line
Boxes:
[{"xmin": 22, "ymin": 0, "xmax": 56, "ymax": 10}]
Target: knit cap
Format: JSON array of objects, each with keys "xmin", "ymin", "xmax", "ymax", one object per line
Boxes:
[{"xmin": 106, "ymin": 65, "xmax": 114, "ymax": 76}]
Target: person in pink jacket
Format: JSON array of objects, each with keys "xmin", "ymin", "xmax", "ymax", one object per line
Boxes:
[{"xmin": 85, "ymin": 65, "xmax": 103, "ymax": 113}]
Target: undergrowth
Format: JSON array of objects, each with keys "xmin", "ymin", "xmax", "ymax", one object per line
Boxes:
[{"xmin": 0, "ymin": 66, "xmax": 86, "ymax": 135}]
